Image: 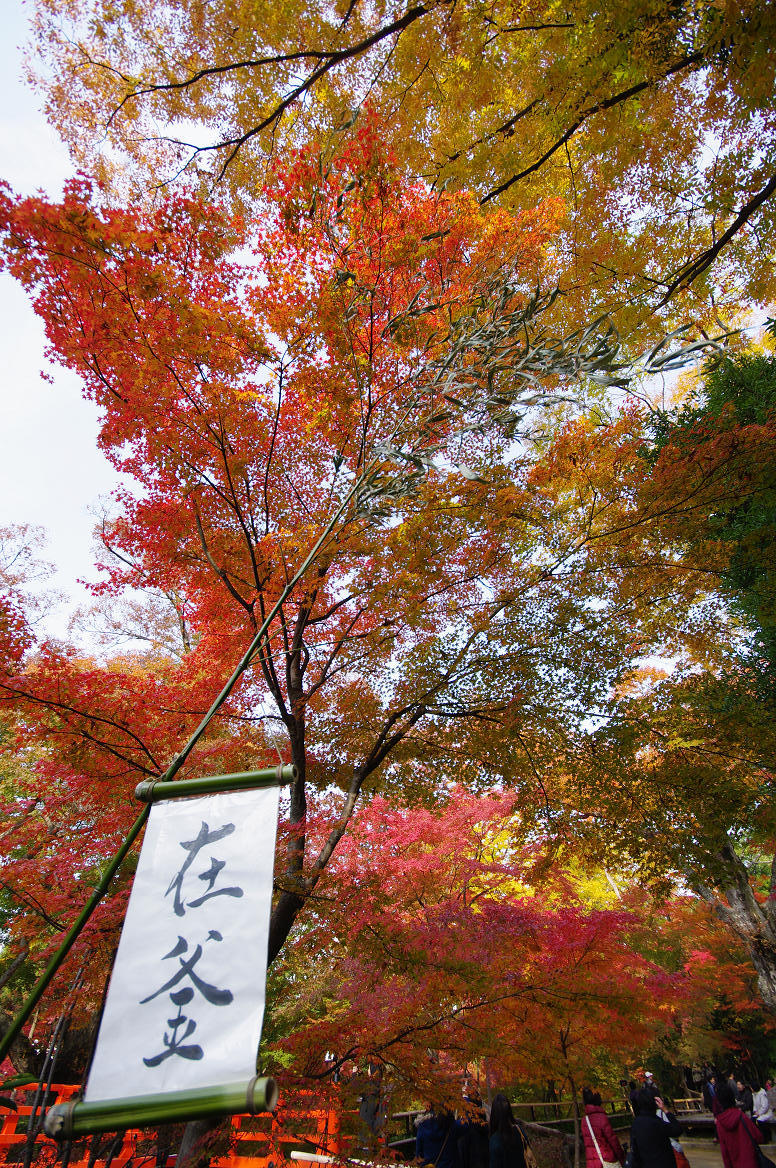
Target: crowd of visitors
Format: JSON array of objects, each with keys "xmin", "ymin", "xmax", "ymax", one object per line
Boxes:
[
  {"xmin": 615, "ymin": 1072, "xmax": 774, "ymax": 1168},
  {"xmin": 415, "ymin": 1093, "xmax": 532, "ymax": 1168},
  {"xmin": 413, "ymin": 1071, "xmax": 776, "ymax": 1168},
  {"xmin": 703, "ymin": 1074, "xmax": 776, "ymax": 1137}
]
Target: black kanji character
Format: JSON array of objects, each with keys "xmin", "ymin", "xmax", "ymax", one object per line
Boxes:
[
  {"xmin": 142, "ymin": 988, "xmax": 204, "ymax": 1066},
  {"xmin": 140, "ymin": 934, "xmax": 233, "ymax": 1006},
  {"xmin": 187, "ymin": 855, "xmax": 244, "ymax": 910},
  {"xmin": 165, "ymin": 821, "xmax": 244, "ymax": 917}
]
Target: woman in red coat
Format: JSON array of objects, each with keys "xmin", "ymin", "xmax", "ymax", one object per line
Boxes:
[
  {"xmin": 582, "ymin": 1089, "xmax": 626, "ymax": 1168},
  {"xmin": 715, "ymin": 1083, "xmax": 764, "ymax": 1168}
]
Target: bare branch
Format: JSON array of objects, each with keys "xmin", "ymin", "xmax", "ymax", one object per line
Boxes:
[
  {"xmin": 107, "ymin": 4, "xmax": 431, "ymax": 180},
  {"xmin": 480, "ymin": 51, "xmax": 704, "ymax": 204},
  {"xmin": 658, "ymin": 169, "xmax": 776, "ymax": 305}
]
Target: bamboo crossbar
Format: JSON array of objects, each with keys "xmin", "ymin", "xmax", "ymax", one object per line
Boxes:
[
  {"xmin": 135, "ymin": 764, "xmax": 297, "ymax": 802},
  {"xmin": 43, "ymin": 1077, "xmax": 279, "ymax": 1139}
]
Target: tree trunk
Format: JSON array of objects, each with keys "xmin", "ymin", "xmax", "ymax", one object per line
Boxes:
[
  {"xmin": 568, "ymin": 1074, "xmax": 580, "ymax": 1168},
  {"xmin": 176, "ymin": 1118, "xmax": 220, "ymax": 1168},
  {"xmin": 0, "ymin": 1009, "xmax": 39, "ymax": 1076},
  {"xmin": 698, "ymin": 838, "xmax": 776, "ymax": 1013},
  {"xmin": 267, "ymin": 888, "xmax": 306, "ymax": 965}
]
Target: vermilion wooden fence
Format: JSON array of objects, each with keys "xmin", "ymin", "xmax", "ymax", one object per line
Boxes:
[{"xmin": 0, "ymin": 1085, "xmax": 343, "ymax": 1168}]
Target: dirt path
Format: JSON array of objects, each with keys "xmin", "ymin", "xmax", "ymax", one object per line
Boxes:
[
  {"xmin": 683, "ymin": 1138, "xmax": 776, "ymax": 1168},
  {"xmin": 683, "ymin": 1139, "xmax": 725, "ymax": 1168}
]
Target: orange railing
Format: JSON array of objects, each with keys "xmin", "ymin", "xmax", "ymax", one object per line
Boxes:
[{"xmin": 0, "ymin": 1084, "xmax": 343, "ymax": 1168}]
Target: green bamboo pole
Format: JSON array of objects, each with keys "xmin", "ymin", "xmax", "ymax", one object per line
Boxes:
[
  {"xmin": 0, "ymin": 472, "xmax": 370, "ymax": 1067},
  {"xmin": 135, "ymin": 763, "xmax": 297, "ymax": 803},
  {"xmin": 43, "ymin": 1077, "xmax": 279, "ymax": 1139}
]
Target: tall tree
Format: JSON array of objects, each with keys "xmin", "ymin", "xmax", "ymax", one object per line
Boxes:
[
  {"xmin": 0, "ymin": 130, "xmax": 728, "ymax": 1057},
  {"xmin": 0, "ymin": 132, "xmax": 641, "ymax": 1041}
]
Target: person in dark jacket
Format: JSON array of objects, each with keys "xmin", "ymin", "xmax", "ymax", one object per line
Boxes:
[
  {"xmin": 417, "ymin": 1109, "xmax": 462, "ymax": 1168},
  {"xmin": 629, "ymin": 1090, "xmax": 681, "ymax": 1168},
  {"xmin": 489, "ymin": 1094, "xmax": 528, "ymax": 1168},
  {"xmin": 715, "ymin": 1083, "xmax": 764, "ymax": 1168},
  {"xmin": 582, "ymin": 1088, "xmax": 626, "ymax": 1168}
]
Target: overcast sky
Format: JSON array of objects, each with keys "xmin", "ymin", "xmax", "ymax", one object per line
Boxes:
[{"xmin": 0, "ymin": 0, "xmax": 124, "ymax": 638}]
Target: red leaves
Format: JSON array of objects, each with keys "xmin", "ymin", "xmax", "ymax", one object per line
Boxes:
[{"xmin": 268, "ymin": 791, "xmax": 680, "ymax": 1103}]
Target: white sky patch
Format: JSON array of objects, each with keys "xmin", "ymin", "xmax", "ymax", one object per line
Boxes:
[{"xmin": 0, "ymin": 0, "xmax": 133, "ymax": 641}]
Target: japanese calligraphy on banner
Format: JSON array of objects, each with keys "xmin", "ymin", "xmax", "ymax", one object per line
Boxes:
[{"xmin": 85, "ymin": 786, "xmax": 280, "ymax": 1102}]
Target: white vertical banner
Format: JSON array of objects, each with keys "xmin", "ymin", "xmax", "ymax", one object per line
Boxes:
[{"xmin": 85, "ymin": 786, "xmax": 279, "ymax": 1102}]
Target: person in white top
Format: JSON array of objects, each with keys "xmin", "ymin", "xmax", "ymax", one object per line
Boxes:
[{"xmin": 752, "ymin": 1082, "xmax": 774, "ymax": 1139}]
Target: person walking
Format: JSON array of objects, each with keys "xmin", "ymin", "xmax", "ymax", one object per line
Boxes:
[
  {"xmin": 629, "ymin": 1083, "xmax": 641, "ymax": 1115},
  {"xmin": 489, "ymin": 1094, "xmax": 530, "ymax": 1168},
  {"xmin": 629, "ymin": 1090, "xmax": 682, "ymax": 1168},
  {"xmin": 581, "ymin": 1088, "xmax": 626, "ymax": 1168},
  {"xmin": 715, "ymin": 1083, "xmax": 764, "ymax": 1168},
  {"xmin": 459, "ymin": 1090, "xmax": 489, "ymax": 1168},
  {"xmin": 657, "ymin": 1096, "xmax": 691, "ymax": 1168}
]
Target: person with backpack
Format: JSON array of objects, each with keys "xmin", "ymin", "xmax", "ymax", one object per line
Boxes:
[
  {"xmin": 715, "ymin": 1083, "xmax": 764, "ymax": 1168},
  {"xmin": 489, "ymin": 1094, "xmax": 531, "ymax": 1168},
  {"xmin": 582, "ymin": 1088, "xmax": 626, "ymax": 1168}
]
